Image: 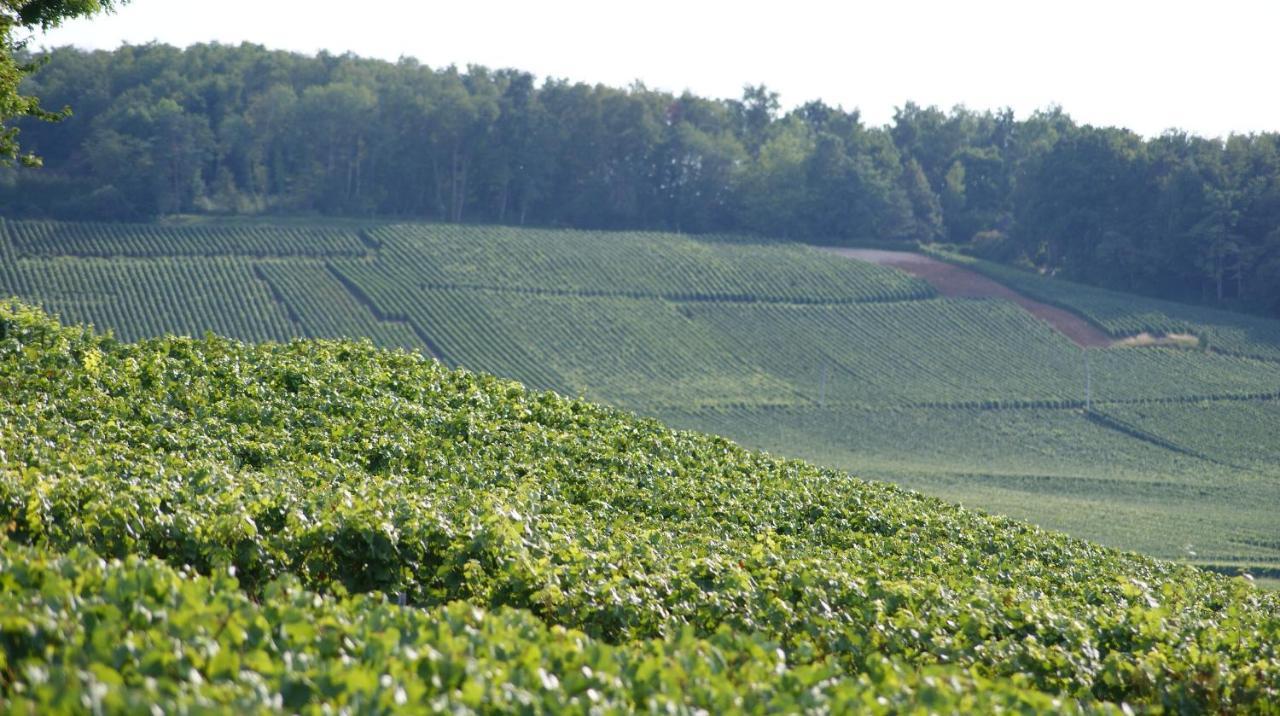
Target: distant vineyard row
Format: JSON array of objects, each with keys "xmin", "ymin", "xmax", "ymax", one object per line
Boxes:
[
  {"xmin": 0, "ymin": 218, "xmax": 372, "ymax": 258},
  {"xmin": 1, "ymin": 219, "xmax": 935, "ymax": 303}
]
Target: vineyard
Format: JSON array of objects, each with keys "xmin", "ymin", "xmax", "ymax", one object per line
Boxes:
[
  {"xmin": 1093, "ymin": 401, "xmax": 1280, "ymax": 471},
  {"xmin": 661, "ymin": 404, "xmax": 1280, "ymax": 569},
  {"xmin": 2, "ymin": 218, "xmax": 370, "ymax": 258},
  {"xmin": 2, "ymin": 218, "xmax": 1280, "ymax": 577},
  {"xmin": 3, "ymin": 256, "xmax": 303, "ymax": 342},
  {"xmin": 1, "ymin": 302, "xmax": 1278, "ymax": 711},
  {"xmin": 927, "ymin": 248, "xmax": 1280, "ymax": 362},
  {"xmin": 361, "ymin": 224, "xmax": 936, "ymax": 303}
]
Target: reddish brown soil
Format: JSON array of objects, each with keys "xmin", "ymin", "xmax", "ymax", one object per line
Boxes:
[{"xmin": 821, "ymin": 248, "xmax": 1114, "ymax": 348}]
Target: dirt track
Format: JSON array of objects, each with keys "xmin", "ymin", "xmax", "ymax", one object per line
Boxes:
[{"xmin": 821, "ymin": 248, "xmax": 1114, "ymax": 348}]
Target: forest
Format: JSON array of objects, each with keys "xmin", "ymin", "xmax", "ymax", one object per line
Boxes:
[{"xmin": 3, "ymin": 42, "xmax": 1279, "ymax": 316}]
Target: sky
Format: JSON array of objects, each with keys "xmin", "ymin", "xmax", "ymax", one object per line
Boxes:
[{"xmin": 34, "ymin": 0, "xmax": 1280, "ymax": 139}]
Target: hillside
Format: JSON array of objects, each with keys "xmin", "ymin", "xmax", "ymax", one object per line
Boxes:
[
  {"xmin": 926, "ymin": 249, "xmax": 1280, "ymax": 363},
  {"xmin": 2, "ymin": 218, "xmax": 1280, "ymax": 578},
  {"xmin": 1, "ymin": 301, "xmax": 1277, "ymax": 711}
]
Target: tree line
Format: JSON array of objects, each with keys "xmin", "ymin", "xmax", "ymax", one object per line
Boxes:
[{"xmin": 3, "ymin": 43, "xmax": 1279, "ymax": 316}]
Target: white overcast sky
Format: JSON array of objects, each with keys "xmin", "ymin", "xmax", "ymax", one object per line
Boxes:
[{"xmin": 33, "ymin": 0, "xmax": 1280, "ymax": 138}]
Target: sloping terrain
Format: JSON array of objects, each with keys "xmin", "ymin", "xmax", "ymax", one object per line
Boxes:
[
  {"xmin": 2, "ymin": 218, "xmax": 1280, "ymax": 576},
  {"xmin": 927, "ymin": 249, "xmax": 1280, "ymax": 362},
  {"xmin": 1, "ymin": 302, "xmax": 1277, "ymax": 711},
  {"xmin": 819, "ymin": 248, "xmax": 1114, "ymax": 347}
]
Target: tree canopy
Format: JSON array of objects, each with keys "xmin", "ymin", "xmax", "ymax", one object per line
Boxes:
[{"xmin": 0, "ymin": 0, "xmax": 119, "ymax": 165}]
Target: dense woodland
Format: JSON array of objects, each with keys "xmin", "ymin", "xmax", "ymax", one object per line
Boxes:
[{"xmin": 2, "ymin": 43, "xmax": 1279, "ymax": 316}]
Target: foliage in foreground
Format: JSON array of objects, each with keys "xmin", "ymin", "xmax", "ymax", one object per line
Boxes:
[
  {"xmin": 0, "ymin": 542, "xmax": 1087, "ymax": 714},
  {"xmin": 1, "ymin": 301, "xmax": 1278, "ymax": 712}
]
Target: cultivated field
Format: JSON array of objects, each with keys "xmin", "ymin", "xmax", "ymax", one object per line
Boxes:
[
  {"xmin": 2, "ymin": 218, "xmax": 1279, "ymax": 576},
  {"xmin": 928, "ymin": 248, "xmax": 1280, "ymax": 362},
  {"xmin": 818, "ymin": 248, "xmax": 1115, "ymax": 347}
]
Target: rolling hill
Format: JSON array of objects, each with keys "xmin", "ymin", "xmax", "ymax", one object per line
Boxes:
[
  {"xmin": 2, "ymin": 217, "xmax": 1279, "ymax": 578},
  {"xmin": 1, "ymin": 301, "xmax": 1277, "ymax": 711}
]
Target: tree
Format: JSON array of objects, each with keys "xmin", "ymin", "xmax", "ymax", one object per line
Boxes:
[
  {"xmin": 654, "ymin": 92, "xmax": 746, "ymax": 232},
  {"xmin": 900, "ymin": 157, "xmax": 943, "ymax": 242},
  {"xmin": 739, "ymin": 118, "xmax": 810, "ymax": 237},
  {"xmin": 1189, "ymin": 187, "xmax": 1242, "ymax": 303},
  {"xmin": 1014, "ymin": 126, "xmax": 1149, "ymax": 283},
  {"xmin": 425, "ymin": 66, "xmax": 498, "ymax": 223},
  {"xmin": 1, "ymin": 0, "xmax": 122, "ymax": 165},
  {"xmin": 732, "ymin": 84, "xmax": 778, "ymax": 158},
  {"xmin": 294, "ymin": 82, "xmax": 376, "ymax": 213}
]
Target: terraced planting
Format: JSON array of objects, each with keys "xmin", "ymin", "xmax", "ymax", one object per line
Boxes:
[
  {"xmin": 2, "ymin": 218, "xmax": 1280, "ymax": 577},
  {"xmin": 2, "ymin": 302, "xmax": 1277, "ymax": 711}
]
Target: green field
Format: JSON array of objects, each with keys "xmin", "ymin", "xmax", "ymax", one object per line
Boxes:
[
  {"xmin": 926, "ymin": 248, "xmax": 1280, "ymax": 362},
  {"xmin": 2, "ymin": 301, "xmax": 1276, "ymax": 711},
  {"xmin": 2, "ymin": 217, "xmax": 1279, "ymax": 577}
]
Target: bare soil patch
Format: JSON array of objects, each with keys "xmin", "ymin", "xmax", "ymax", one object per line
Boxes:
[{"xmin": 819, "ymin": 248, "xmax": 1115, "ymax": 348}]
